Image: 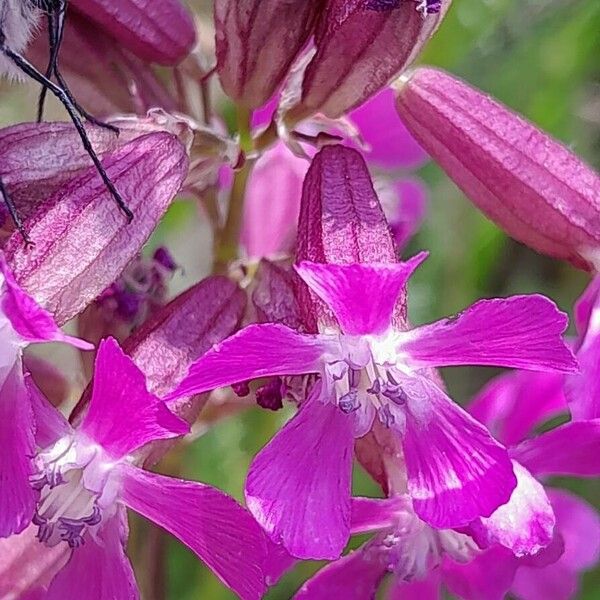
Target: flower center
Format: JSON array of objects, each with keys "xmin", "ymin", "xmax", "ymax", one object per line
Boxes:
[
  {"xmin": 30, "ymin": 435, "xmax": 116, "ymax": 548},
  {"xmin": 364, "ymin": 511, "xmax": 478, "ymax": 581},
  {"xmin": 328, "ymin": 342, "xmax": 410, "ymax": 432}
]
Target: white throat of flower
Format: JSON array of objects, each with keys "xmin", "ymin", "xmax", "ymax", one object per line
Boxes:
[
  {"xmin": 31, "ymin": 433, "xmax": 122, "ymax": 548},
  {"xmin": 324, "ymin": 329, "xmax": 419, "ymax": 432},
  {"xmin": 364, "ymin": 506, "xmax": 479, "ymax": 581}
]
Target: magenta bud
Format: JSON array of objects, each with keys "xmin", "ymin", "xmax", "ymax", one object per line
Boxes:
[
  {"xmin": 27, "ymin": 10, "xmax": 176, "ymax": 115},
  {"xmin": 71, "ymin": 0, "xmax": 196, "ymax": 65},
  {"xmin": 215, "ymin": 0, "xmax": 319, "ymax": 108},
  {"xmin": 4, "ymin": 132, "xmax": 189, "ymax": 325},
  {"xmin": 395, "ymin": 67, "xmax": 600, "ymax": 271},
  {"xmin": 296, "ymin": 144, "xmax": 402, "ymax": 329},
  {"xmin": 287, "ymin": 0, "xmax": 450, "ymax": 121}
]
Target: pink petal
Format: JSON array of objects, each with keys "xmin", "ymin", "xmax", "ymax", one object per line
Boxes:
[
  {"xmin": 350, "ymin": 88, "xmax": 428, "ymax": 169},
  {"xmin": 26, "ymin": 376, "xmax": 71, "ymax": 449},
  {"xmin": 245, "ymin": 384, "xmax": 354, "ymax": 559},
  {"xmin": 350, "ymin": 496, "xmax": 404, "ymax": 534},
  {"xmin": 510, "ymin": 420, "xmax": 600, "ymax": 477},
  {"xmin": 0, "ymin": 257, "xmax": 92, "ymax": 349},
  {"xmin": 0, "ymin": 524, "xmax": 69, "ymax": 598},
  {"xmin": 386, "ymin": 177, "xmax": 429, "ymax": 251},
  {"xmin": 120, "ymin": 465, "xmax": 267, "ymax": 600},
  {"xmin": 442, "ymin": 546, "xmax": 518, "ymax": 600},
  {"xmin": 215, "ymin": 0, "xmax": 318, "ymax": 108},
  {"xmin": 0, "ymin": 362, "xmax": 37, "ymax": 537},
  {"xmin": 290, "ymin": 0, "xmax": 450, "ymax": 119},
  {"xmin": 387, "ymin": 572, "xmax": 442, "ymax": 600},
  {"xmin": 511, "ymin": 563, "xmax": 577, "ymax": 600},
  {"xmin": 46, "ymin": 514, "xmax": 139, "ymax": 600},
  {"xmin": 165, "ymin": 324, "xmax": 331, "ymax": 402},
  {"xmin": 400, "ymin": 295, "xmax": 577, "ymax": 372},
  {"xmin": 4, "ymin": 133, "xmax": 188, "ymax": 326},
  {"xmin": 395, "ymin": 67, "xmax": 600, "ymax": 271},
  {"xmin": 469, "ymin": 461, "xmax": 555, "ymax": 556},
  {"xmin": 295, "ymin": 254, "xmax": 427, "ymax": 335},
  {"xmin": 241, "ymin": 143, "xmax": 308, "ymax": 259},
  {"xmin": 574, "ymin": 275, "xmax": 600, "ymax": 337},
  {"xmin": 81, "ymin": 337, "xmax": 188, "ymax": 458},
  {"xmin": 401, "ymin": 375, "xmax": 517, "ymax": 528},
  {"xmin": 548, "ymin": 489, "xmax": 600, "ymax": 572},
  {"xmin": 294, "ymin": 548, "xmax": 386, "ymax": 599},
  {"xmin": 296, "ymin": 145, "xmax": 401, "ymax": 330},
  {"xmin": 565, "ymin": 320, "xmax": 600, "ymax": 421},
  {"xmin": 23, "ymin": 354, "xmax": 70, "ymax": 409},
  {"xmin": 71, "ymin": 0, "xmax": 196, "ymax": 65},
  {"xmin": 468, "ymin": 370, "xmax": 567, "ymax": 446}
]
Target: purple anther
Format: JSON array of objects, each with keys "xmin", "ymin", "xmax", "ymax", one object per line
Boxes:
[
  {"xmin": 153, "ymin": 246, "xmax": 178, "ymax": 272},
  {"xmin": 378, "ymin": 404, "xmax": 395, "ymax": 427},
  {"xmin": 339, "ymin": 390, "xmax": 360, "ymax": 414},
  {"xmin": 365, "ymin": 0, "xmax": 401, "ymax": 11},
  {"xmin": 256, "ymin": 378, "xmax": 284, "ymax": 411}
]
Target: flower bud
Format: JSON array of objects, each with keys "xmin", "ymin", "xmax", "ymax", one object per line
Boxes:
[
  {"xmin": 27, "ymin": 10, "xmax": 176, "ymax": 116},
  {"xmin": 4, "ymin": 132, "xmax": 189, "ymax": 325},
  {"xmin": 215, "ymin": 0, "xmax": 319, "ymax": 108},
  {"xmin": 286, "ymin": 0, "xmax": 450, "ymax": 121},
  {"xmin": 296, "ymin": 144, "xmax": 402, "ymax": 330},
  {"xmin": 395, "ymin": 67, "xmax": 600, "ymax": 271},
  {"xmin": 71, "ymin": 0, "xmax": 196, "ymax": 65}
]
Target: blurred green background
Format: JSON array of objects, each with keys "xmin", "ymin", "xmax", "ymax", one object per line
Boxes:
[{"xmin": 1, "ymin": 0, "xmax": 599, "ymax": 598}]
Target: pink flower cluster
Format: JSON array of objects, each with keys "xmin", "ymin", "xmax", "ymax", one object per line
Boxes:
[{"xmin": 0, "ymin": 1, "xmax": 598, "ymax": 599}]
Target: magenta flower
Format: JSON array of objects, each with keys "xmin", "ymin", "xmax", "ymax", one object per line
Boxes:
[
  {"xmin": 394, "ymin": 67, "xmax": 600, "ymax": 271},
  {"xmin": 167, "ymin": 252, "xmax": 576, "ymax": 559},
  {"xmin": 296, "ymin": 373, "xmax": 600, "ymax": 600},
  {"xmin": 17, "ymin": 337, "xmax": 267, "ymax": 600},
  {"xmin": 0, "ymin": 257, "xmax": 92, "ymax": 538}
]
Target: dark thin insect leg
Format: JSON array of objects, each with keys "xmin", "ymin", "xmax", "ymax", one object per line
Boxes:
[
  {"xmin": 0, "ymin": 175, "xmax": 32, "ymax": 245},
  {"xmin": 38, "ymin": 2, "xmax": 119, "ymax": 133},
  {"xmin": 0, "ymin": 40, "xmax": 133, "ymax": 221},
  {"xmin": 36, "ymin": 12, "xmax": 56, "ymax": 122},
  {"xmin": 54, "ymin": 71, "xmax": 119, "ymax": 134}
]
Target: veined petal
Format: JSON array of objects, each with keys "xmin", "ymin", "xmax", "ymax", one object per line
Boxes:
[
  {"xmin": 350, "ymin": 496, "xmax": 404, "ymax": 535},
  {"xmin": 468, "ymin": 461, "xmax": 554, "ymax": 556},
  {"xmin": 81, "ymin": 338, "xmax": 188, "ymax": 458},
  {"xmin": 5, "ymin": 133, "xmax": 188, "ymax": 326},
  {"xmin": 120, "ymin": 466, "xmax": 267, "ymax": 600},
  {"xmin": 0, "ymin": 257, "xmax": 92, "ymax": 350},
  {"xmin": 245, "ymin": 384, "xmax": 354, "ymax": 559},
  {"xmin": 442, "ymin": 546, "xmax": 518, "ymax": 600},
  {"xmin": 510, "ymin": 420, "xmax": 600, "ymax": 477},
  {"xmin": 295, "ymin": 254, "xmax": 427, "ymax": 335},
  {"xmin": 294, "ymin": 548, "xmax": 386, "ymax": 599},
  {"xmin": 468, "ymin": 370, "xmax": 567, "ymax": 446},
  {"xmin": 0, "ymin": 524, "xmax": 69, "ymax": 597},
  {"xmin": 26, "ymin": 376, "xmax": 71, "ymax": 449},
  {"xmin": 0, "ymin": 362, "xmax": 36, "ymax": 537},
  {"xmin": 165, "ymin": 324, "xmax": 332, "ymax": 402},
  {"xmin": 398, "ymin": 295, "xmax": 577, "ymax": 372},
  {"xmin": 46, "ymin": 514, "xmax": 139, "ymax": 600},
  {"xmin": 401, "ymin": 375, "xmax": 517, "ymax": 528}
]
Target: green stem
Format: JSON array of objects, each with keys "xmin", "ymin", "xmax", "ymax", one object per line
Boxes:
[{"xmin": 213, "ymin": 106, "xmax": 254, "ymax": 274}]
